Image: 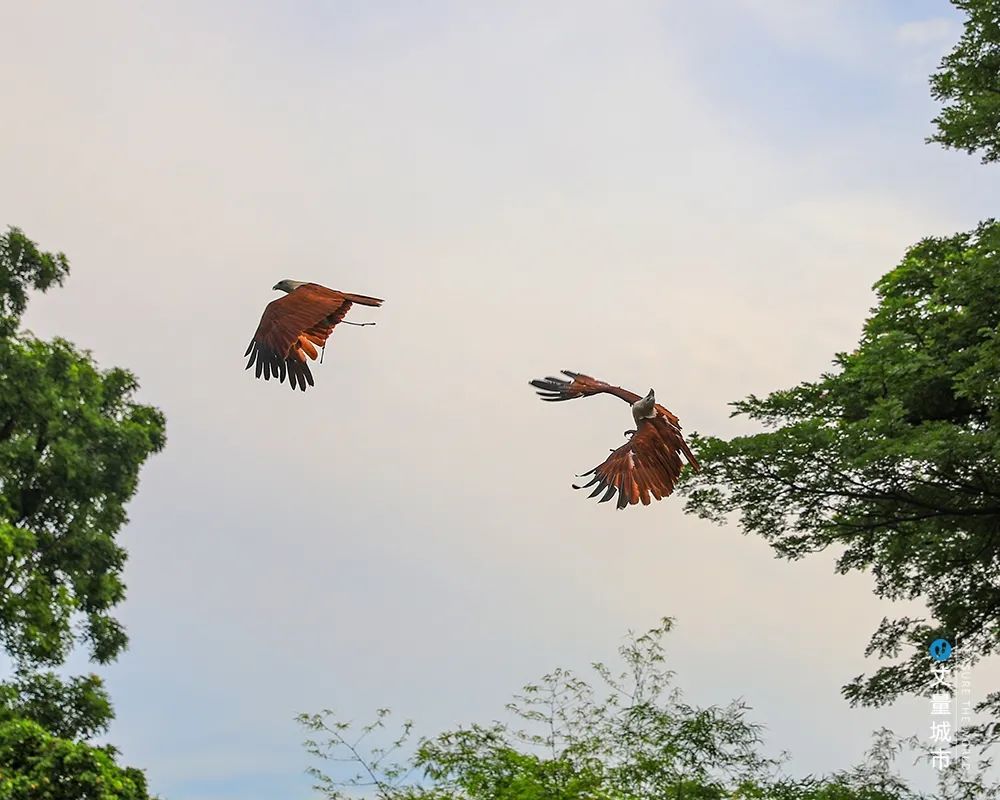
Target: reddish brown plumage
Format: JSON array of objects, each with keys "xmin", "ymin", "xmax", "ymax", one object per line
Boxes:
[
  {"xmin": 528, "ymin": 370, "xmax": 700, "ymax": 509},
  {"xmin": 245, "ymin": 283, "xmax": 383, "ymax": 391}
]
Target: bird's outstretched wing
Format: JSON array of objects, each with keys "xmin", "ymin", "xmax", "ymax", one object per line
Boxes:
[
  {"xmin": 529, "ymin": 369, "xmax": 689, "ymax": 430},
  {"xmin": 574, "ymin": 416, "xmax": 695, "ymax": 509},
  {"xmin": 529, "ymin": 370, "xmax": 642, "ymax": 405},
  {"xmin": 245, "ymin": 284, "xmax": 383, "ymax": 391}
]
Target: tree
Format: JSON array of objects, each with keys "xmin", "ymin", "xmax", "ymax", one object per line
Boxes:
[
  {"xmin": 0, "ymin": 226, "xmax": 165, "ymax": 666},
  {"xmin": 0, "ymin": 671, "xmax": 111, "ymax": 742},
  {"xmin": 928, "ymin": 0, "xmax": 1000, "ymax": 163},
  {"xmin": 0, "ymin": 718, "xmax": 151, "ymax": 800},
  {"xmin": 0, "ymin": 227, "xmax": 165, "ymax": 798},
  {"xmin": 678, "ymin": 220, "xmax": 1000, "ymax": 746},
  {"xmin": 300, "ymin": 621, "xmax": 977, "ymax": 800}
]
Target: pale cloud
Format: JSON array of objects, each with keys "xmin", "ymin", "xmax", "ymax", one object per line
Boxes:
[
  {"xmin": 731, "ymin": 0, "xmax": 868, "ymax": 62},
  {"xmin": 897, "ymin": 17, "xmax": 962, "ymax": 47},
  {"xmin": 894, "ymin": 16, "xmax": 963, "ymax": 85},
  {"xmin": 722, "ymin": 0, "xmax": 962, "ymax": 88}
]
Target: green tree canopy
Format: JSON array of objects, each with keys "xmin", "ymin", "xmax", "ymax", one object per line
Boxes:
[
  {"xmin": 0, "ymin": 230, "xmax": 68, "ymax": 337},
  {"xmin": 678, "ymin": 220, "xmax": 1000, "ymax": 743},
  {"xmin": 0, "ymin": 227, "xmax": 166, "ymax": 667},
  {"xmin": 0, "ymin": 671, "xmax": 112, "ymax": 742},
  {"xmin": 0, "ymin": 226, "xmax": 164, "ymax": 798},
  {"xmin": 928, "ymin": 0, "xmax": 1000, "ymax": 163},
  {"xmin": 0, "ymin": 718, "xmax": 151, "ymax": 800}
]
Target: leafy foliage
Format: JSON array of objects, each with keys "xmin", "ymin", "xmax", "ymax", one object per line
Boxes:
[
  {"xmin": 0, "ymin": 227, "xmax": 166, "ymax": 667},
  {"xmin": 0, "ymin": 718, "xmax": 151, "ymax": 800},
  {"xmin": 678, "ymin": 221, "xmax": 1000, "ymax": 742},
  {"xmin": 301, "ymin": 620, "xmax": 777, "ymax": 799},
  {"xmin": 413, "ymin": 619, "xmax": 775, "ymax": 800},
  {"xmin": 0, "ymin": 227, "xmax": 161, "ymax": 798},
  {"xmin": 0, "ymin": 229, "xmax": 68, "ymax": 338},
  {"xmin": 301, "ymin": 622, "xmax": 993, "ymax": 799},
  {"xmin": 928, "ymin": 1, "xmax": 1000, "ymax": 163},
  {"xmin": 0, "ymin": 672, "xmax": 112, "ymax": 741}
]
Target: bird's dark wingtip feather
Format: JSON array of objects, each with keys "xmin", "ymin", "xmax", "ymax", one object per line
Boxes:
[{"xmin": 530, "ymin": 376, "xmax": 580, "ymax": 401}]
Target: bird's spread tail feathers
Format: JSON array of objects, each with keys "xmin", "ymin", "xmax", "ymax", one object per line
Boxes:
[{"xmin": 343, "ymin": 292, "xmax": 384, "ymax": 307}]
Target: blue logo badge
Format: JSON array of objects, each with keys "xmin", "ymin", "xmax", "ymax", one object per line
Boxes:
[{"xmin": 929, "ymin": 639, "xmax": 953, "ymax": 662}]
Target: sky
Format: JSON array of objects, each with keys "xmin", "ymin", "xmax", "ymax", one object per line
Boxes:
[{"xmin": 1, "ymin": 1, "xmax": 998, "ymax": 798}]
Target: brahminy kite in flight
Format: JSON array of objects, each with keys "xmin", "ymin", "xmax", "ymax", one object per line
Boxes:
[
  {"xmin": 245, "ymin": 280, "xmax": 383, "ymax": 391},
  {"xmin": 528, "ymin": 370, "xmax": 700, "ymax": 509}
]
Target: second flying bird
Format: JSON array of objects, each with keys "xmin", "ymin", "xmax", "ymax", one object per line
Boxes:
[{"xmin": 529, "ymin": 370, "xmax": 700, "ymax": 509}]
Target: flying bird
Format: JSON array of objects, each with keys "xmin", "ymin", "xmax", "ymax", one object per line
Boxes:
[
  {"xmin": 528, "ymin": 370, "xmax": 700, "ymax": 509},
  {"xmin": 245, "ymin": 280, "xmax": 383, "ymax": 391}
]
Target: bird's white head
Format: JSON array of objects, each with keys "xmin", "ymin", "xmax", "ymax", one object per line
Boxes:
[
  {"xmin": 272, "ymin": 279, "xmax": 308, "ymax": 293},
  {"xmin": 631, "ymin": 388, "xmax": 656, "ymax": 422}
]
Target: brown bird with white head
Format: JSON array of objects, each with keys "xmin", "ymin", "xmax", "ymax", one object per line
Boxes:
[
  {"xmin": 245, "ymin": 280, "xmax": 383, "ymax": 391},
  {"xmin": 529, "ymin": 370, "xmax": 700, "ymax": 509}
]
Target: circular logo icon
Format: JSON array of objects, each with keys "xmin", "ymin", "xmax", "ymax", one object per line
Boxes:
[{"xmin": 929, "ymin": 639, "xmax": 953, "ymax": 662}]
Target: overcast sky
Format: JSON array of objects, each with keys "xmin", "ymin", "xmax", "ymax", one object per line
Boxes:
[{"xmin": 2, "ymin": 1, "xmax": 997, "ymax": 798}]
